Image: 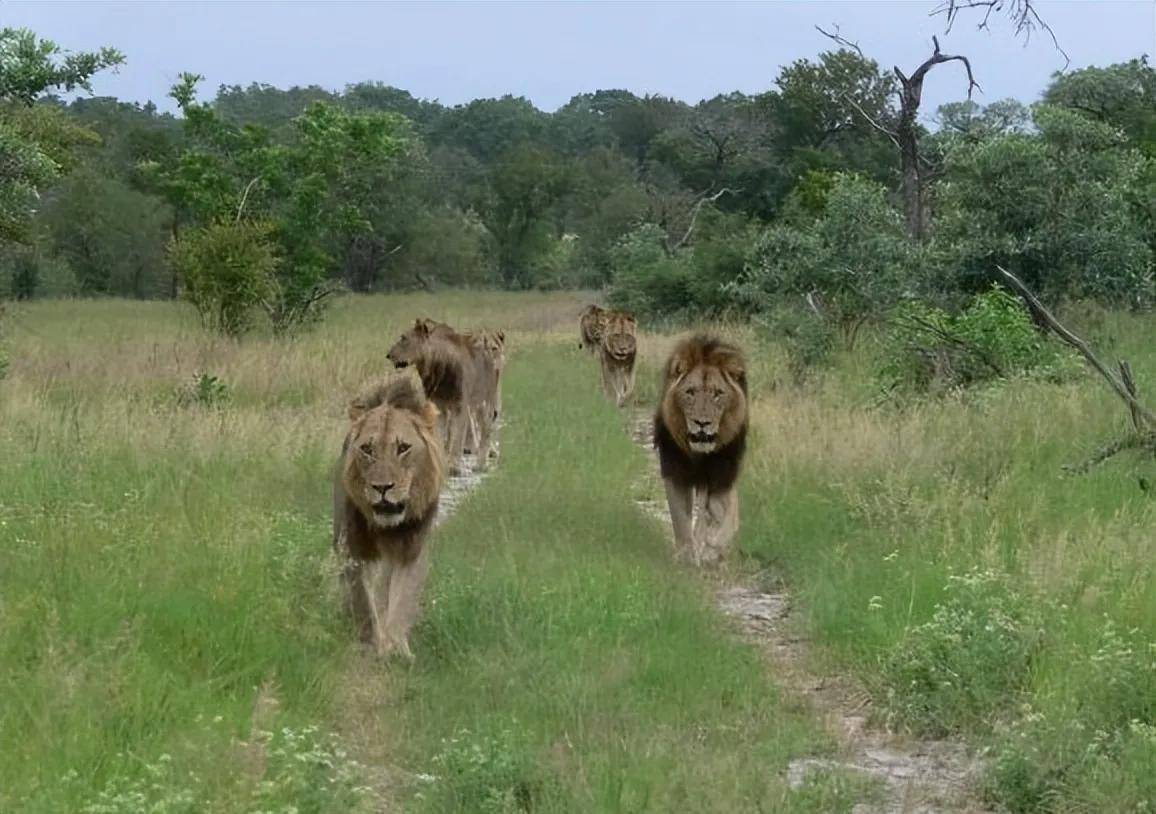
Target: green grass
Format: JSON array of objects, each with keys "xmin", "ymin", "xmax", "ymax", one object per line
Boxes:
[
  {"xmin": 3, "ymin": 293, "xmax": 1153, "ymax": 812},
  {"xmin": 0, "ymin": 294, "xmax": 855, "ymax": 813}
]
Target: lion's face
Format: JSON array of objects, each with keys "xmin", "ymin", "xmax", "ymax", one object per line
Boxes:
[
  {"xmin": 676, "ymin": 366, "xmax": 739, "ymax": 452},
  {"xmin": 386, "ymin": 321, "xmax": 432, "ymax": 370},
  {"xmin": 345, "ymin": 405, "xmax": 439, "ymax": 529},
  {"xmin": 602, "ymin": 314, "xmax": 636, "ymax": 359},
  {"xmin": 662, "ymin": 337, "xmax": 747, "ymax": 456}
]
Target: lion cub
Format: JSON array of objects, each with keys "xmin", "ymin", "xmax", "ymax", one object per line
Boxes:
[
  {"xmin": 653, "ymin": 335, "xmax": 748, "ymax": 565},
  {"xmin": 333, "ymin": 375, "xmax": 445, "ymax": 660}
]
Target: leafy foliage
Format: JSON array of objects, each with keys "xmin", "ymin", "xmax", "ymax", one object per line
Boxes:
[
  {"xmin": 168, "ymin": 220, "xmax": 277, "ymax": 336},
  {"xmin": 878, "ymin": 286, "xmax": 1080, "ymax": 394},
  {"xmin": 879, "ymin": 569, "xmax": 1044, "ymax": 737}
]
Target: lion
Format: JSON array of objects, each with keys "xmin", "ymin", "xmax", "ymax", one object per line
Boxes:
[
  {"xmin": 578, "ymin": 304, "xmax": 605, "ymax": 353},
  {"xmin": 463, "ymin": 329, "xmax": 506, "ymax": 465},
  {"xmin": 333, "ymin": 374, "xmax": 445, "ymax": 660},
  {"xmin": 387, "ymin": 319, "xmax": 476, "ymax": 475},
  {"xmin": 653, "ymin": 335, "xmax": 748, "ymax": 566},
  {"xmin": 599, "ymin": 310, "xmax": 637, "ymax": 407}
]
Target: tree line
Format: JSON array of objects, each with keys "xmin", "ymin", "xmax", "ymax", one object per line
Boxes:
[{"xmin": 1, "ymin": 20, "xmax": 1153, "ymax": 338}]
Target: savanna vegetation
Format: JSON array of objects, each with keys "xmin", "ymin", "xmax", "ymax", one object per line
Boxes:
[{"xmin": 2, "ymin": 2, "xmax": 1154, "ymax": 811}]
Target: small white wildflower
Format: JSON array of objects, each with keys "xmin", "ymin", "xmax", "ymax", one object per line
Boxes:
[{"xmin": 868, "ymin": 595, "xmax": 883, "ymax": 611}]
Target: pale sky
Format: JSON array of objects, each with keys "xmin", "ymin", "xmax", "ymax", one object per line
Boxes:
[{"xmin": 3, "ymin": 1, "xmax": 1154, "ymax": 119}]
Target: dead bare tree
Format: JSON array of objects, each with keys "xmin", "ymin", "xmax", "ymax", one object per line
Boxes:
[
  {"xmin": 994, "ymin": 266, "xmax": 1156, "ymax": 473},
  {"xmin": 817, "ymin": 29, "xmax": 979, "ymax": 240}
]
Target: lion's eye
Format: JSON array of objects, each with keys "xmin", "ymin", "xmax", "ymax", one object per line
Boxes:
[
  {"xmin": 359, "ymin": 442, "xmax": 374, "ymax": 457},
  {"xmin": 397, "ymin": 441, "xmax": 411, "ymax": 455},
  {"xmin": 686, "ymin": 387, "xmax": 698, "ymax": 397}
]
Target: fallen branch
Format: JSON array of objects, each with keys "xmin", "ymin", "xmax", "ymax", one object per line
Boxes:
[
  {"xmin": 995, "ymin": 265, "xmax": 1156, "ymax": 474},
  {"xmin": 995, "ymin": 265, "xmax": 1156, "ymax": 429}
]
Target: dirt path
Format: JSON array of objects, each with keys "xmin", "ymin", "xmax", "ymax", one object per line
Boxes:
[{"xmin": 629, "ymin": 411, "xmax": 988, "ymax": 814}]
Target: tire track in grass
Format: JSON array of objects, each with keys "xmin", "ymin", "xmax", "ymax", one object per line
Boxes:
[
  {"xmin": 332, "ymin": 445, "xmax": 496, "ymax": 811},
  {"xmin": 628, "ymin": 409, "xmax": 989, "ymax": 814}
]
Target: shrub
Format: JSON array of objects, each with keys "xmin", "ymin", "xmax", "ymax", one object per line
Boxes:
[
  {"xmin": 731, "ymin": 173, "xmax": 915, "ymax": 347},
  {"xmin": 425, "ymin": 726, "xmax": 555, "ymax": 813},
  {"xmin": 606, "ymin": 223, "xmax": 695, "ymax": 318},
  {"xmin": 985, "ymin": 617, "xmax": 1156, "ymax": 812},
  {"xmin": 755, "ymin": 305, "xmax": 836, "ymax": 385},
  {"xmin": 173, "ymin": 372, "xmax": 231, "ymax": 409},
  {"xmin": 878, "ymin": 286, "xmax": 1080, "ymax": 395},
  {"xmin": 169, "ymin": 221, "xmax": 277, "ymax": 337},
  {"xmin": 878, "ymin": 569, "xmax": 1044, "ymax": 737}
]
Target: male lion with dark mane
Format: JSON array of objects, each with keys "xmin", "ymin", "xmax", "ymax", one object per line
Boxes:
[
  {"xmin": 599, "ymin": 310, "xmax": 637, "ymax": 407},
  {"xmin": 653, "ymin": 335, "xmax": 748, "ymax": 565},
  {"xmin": 333, "ymin": 374, "xmax": 444, "ymax": 660}
]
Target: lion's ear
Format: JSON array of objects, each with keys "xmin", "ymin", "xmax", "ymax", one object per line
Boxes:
[
  {"xmin": 496, "ymin": 330, "xmax": 505, "ymax": 343},
  {"xmin": 413, "ymin": 319, "xmax": 430, "ymax": 338},
  {"xmin": 669, "ymin": 356, "xmax": 687, "ymax": 379}
]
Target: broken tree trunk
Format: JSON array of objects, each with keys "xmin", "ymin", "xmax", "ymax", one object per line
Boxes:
[{"xmin": 994, "ymin": 265, "xmax": 1156, "ymax": 473}]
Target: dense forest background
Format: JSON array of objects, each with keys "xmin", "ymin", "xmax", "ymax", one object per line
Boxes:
[{"xmin": 1, "ymin": 18, "xmax": 1154, "ymax": 335}]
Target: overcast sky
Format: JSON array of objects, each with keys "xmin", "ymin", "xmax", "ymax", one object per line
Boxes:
[{"xmin": 3, "ymin": 1, "xmax": 1153, "ymax": 119}]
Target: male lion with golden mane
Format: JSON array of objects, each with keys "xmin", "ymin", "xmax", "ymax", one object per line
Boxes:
[
  {"xmin": 578, "ymin": 304, "xmax": 605, "ymax": 353},
  {"xmin": 599, "ymin": 310, "xmax": 637, "ymax": 407},
  {"xmin": 653, "ymin": 335, "xmax": 748, "ymax": 565},
  {"xmin": 333, "ymin": 375, "xmax": 445, "ymax": 660},
  {"xmin": 387, "ymin": 319, "xmax": 477, "ymax": 474}
]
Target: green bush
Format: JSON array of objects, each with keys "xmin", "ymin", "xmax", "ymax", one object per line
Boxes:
[
  {"xmin": 755, "ymin": 305, "xmax": 836, "ymax": 385},
  {"xmin": 878, "ymin": 569, "xmax": 1044, "ymax": 737},
  {"xmin": 878, "ymin": 286, "xmax": 1080, "ymax": 394},
  {"xmin": 424, "ymin": 726, "xmax": 555, "ymax": 814},
  {"xmin": 985, "ymin": 617, "xmax": 1156, "ymax": 812},
  {"xmin": 731, "ymin": 173, "xmax": 914, "ymax": 346},
  {"xmin": 606, "ymin": 223, "xmax": 695, "ymax": 317},
  {"xmin": 169, "ymin": 221, "xmax": 277, "ymax": 337},
  {"xmin": 173, "ymin": 372, "xmax": 231, "ymax": 409}
]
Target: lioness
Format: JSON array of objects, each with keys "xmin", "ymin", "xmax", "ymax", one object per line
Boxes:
[
  {"xmin": 333, "ymin": 375, "xmax": 444, "ymax": 660},
  {"xmin": 387, "ymin": 319, "xmax": 476, "ymax": 475},
  {"xmin": 599, "ymin": 310, "xmax": 637, "ymax": 407},
  {"xmin": 653, "ymin": 335, "xmax": 748, "ymax": 565},
  {"xmin": 579, "ymin": 304, "xmax": 605, "ymax": 353}
]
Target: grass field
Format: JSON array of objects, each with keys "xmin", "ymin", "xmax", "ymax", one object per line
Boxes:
[{"xmin": 1, "ymin": 292, "xmax": 1153, "ymax": 812}]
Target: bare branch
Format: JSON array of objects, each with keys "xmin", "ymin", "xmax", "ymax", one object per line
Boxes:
[
  {"xmin": 235, "ymin": 176, "xmax": 260, "ymax": 223},
  {"xmin": 841, "ymin": 92, "xmax": 900, "ymax": 148},
  {"xmin": 995, "ymin": 265, "xmax": 1156, "ymax": 430},
  {"xmin": 670, "ymin": 187, "xmax": 739, "ymax": 251},
  {"xmin": 815, "ymin": 24, "xmax": 864, "ymax": 58},
  {"xmin": 931, "ymin": 0, "xmax": 1070, "ymax": 68}
]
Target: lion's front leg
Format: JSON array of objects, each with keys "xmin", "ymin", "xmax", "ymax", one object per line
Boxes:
[
  {"xmin": 618, "ymin": 362, "xmax": 635, "ymax": 407},
  {"xmin": 446, "ymin": 403, "xmax": 469, "ymax": 475},
  {"xmin": 599, "ymin": 354, "xmax": 616, "ymax": 402},
  {"xmin": 663, "ymin": 477, "xmax": 695, "ymax": 562},
  {"xmin": 698, "ymin": 487, "xmax": 740, "ymax": 565},
  {"xmin": 359, "ymin": 558, "xmax": 392, "ymax": 656},
  {"xmin": 382, "ymin": 544, "xmax": 431, "ymax": 662}
]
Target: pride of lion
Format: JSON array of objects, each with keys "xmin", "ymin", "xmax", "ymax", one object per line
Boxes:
[{"xmin": 333, "ymin": 308, "xmax": 746, "ymax": 659}]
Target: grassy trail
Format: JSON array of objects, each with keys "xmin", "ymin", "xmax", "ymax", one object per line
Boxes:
[{"xmin": 343, "ymin": 340, "xmax": 858, "ymax": 813}]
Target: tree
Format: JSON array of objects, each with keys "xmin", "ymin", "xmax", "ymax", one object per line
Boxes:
[
  {"xmin": 759, "ymin": 48, "xmax": 898, "ymax": 188},
  {"xmin": 1043, "ymin": 59, "xmax": 1156, "ymax": 156},
  {"xmin": 935, "ymin": 105, "xmax": 1154, "ymax": 305},
  {"xmin": 0, "ymin": 27, "xmax": 123, "ymax": 243},
  {"xmin": 154, "ymin": 74, "xmax": 412, "ymax": 332}
]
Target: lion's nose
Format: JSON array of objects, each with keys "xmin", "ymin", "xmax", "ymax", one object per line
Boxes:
[
  {"xmin": 373, "ymin": 482, "xmax": 395, "ymax": 495},
  {"xmin": 692, "ymin": 419, "xmax": 710, "ymax": 430}
]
